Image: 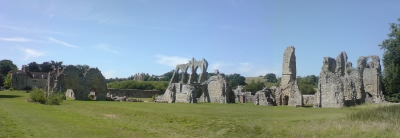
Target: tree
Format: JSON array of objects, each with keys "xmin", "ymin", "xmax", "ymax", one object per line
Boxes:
[
  {"xmin": 244, "ymin": 80, "xmax": 265, "ymax": 92},
  {"xmin": 159, "ymin": 70, "xmax": 174, "ymax": 81},
  {"xmin": 40, "ymin": 61, "xmax": 54, "ymax": 72},
  {"xmin": 0, "ymin": 60, "xmax": 18, "ymax": 76},
  {"xmin": 75, "ymin": 64, "xmax": 90, "ymax": 75},
  {"xmin": 379, "ymin": 18, "xmax": 400, "ymax": 102},
  {"xmin": 297, "ymin": 75, "xmax": 318, "ymax": 95},
  {"xmin": 264, "ymin": 73, "xmax": 277, "ymax": 83},
  {"xmin": 51, "ymin": 60, "xmax": 64, "ymax": 69},
  {"xmin": 27, "ymin": 62, "xmax": 41, "ymax": 72},
  {"xmin": 226, "ymin": 73, "xmax": 246, "ymax": 85},
  {"xmin": 0, "ymin": 60, "xmax": 17, "ymax": 86},
  {"xmin": 3, "ymin": 72, "xmax": 12, "ymax": 89}
]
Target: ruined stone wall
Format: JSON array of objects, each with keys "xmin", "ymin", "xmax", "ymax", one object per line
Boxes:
[
  {"xmin": 107, "ymin": 89, "xmax": 163, "ymax": 98},
  {"xmin": 155, "ymin": 58, "xmax": 234, "ymax": 104},
  {"xmin": 316, "ymin": 52, "xmax": 384, "ymax": 108},
  {"xmin": 302, "ymin": 95, "xmax": 315, "ymax": 106},
  {"xmin": 46, "ymin": 65, "xmax": 107, "ymax": 100},
  {"xmin": 207, "ymin": 74, "xmax": 229, "ymax": 103},
  {"xmin": 276, "ymin": 46, "xmax": 303, "ymax": 106},
  {"xmin": 315, "ymin": 56, "xmax": 346, "ymax": 108},
  {"xmin": 360, "ymin": 56, "xmax": 384, "ymax": 103},
  {"xmin": 254, "ymin": 88, "xmax": 275, "ymax": 106}
]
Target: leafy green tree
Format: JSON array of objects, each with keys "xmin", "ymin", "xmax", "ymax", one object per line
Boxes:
[
  {"xmin": 0, "ymin": 60, "xmax": 17, "ymax": 86},
  {"xmin": 244, "ymin": 80, "xmax": 264, "ymax": 92},
  {"xmin": 297, "ymin": 75, "xmax": 318, "ymax": 94},
  {"xmin": 51, "ymin": 60, "xmax": 64, "ymax": 69},
  {"xmin": 226, "ymin": 73, "xmax": 246, "ymax": 86},
  {"xmin": 27, "ymin": 62, "xmax": 41, "ymax": 72},
  {"xmin": 3, "ymin": 72, "xmax": 12, "ymax": 89},
  {"xmin": 40, "ymin": 61, "xmax": 54, "ymax": 72},
  {"xmin": 0, "ymin": 60, "xmax": 18, "ymax": 76},
  {"xmin": 379, "ymin": 18, "xmax": 400, "ymax": 102},
  {"xmin": 75, "ymin": 64, "xmax": 90, "ymax": 75},
  {"xmin": 159, "ymin": 70, "xmax": 174, "ymax": 81},
  {"xmin": 264, "ymin": 73, "xmax": 277, "ymax": 83}
]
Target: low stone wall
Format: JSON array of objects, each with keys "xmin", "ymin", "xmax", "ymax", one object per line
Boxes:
[
  {"xmin": 107, "ymin": 88, "xmax": 164, "ymax": 98},
  {"xmin": 302, "ymin": 95, "xmax": 315, "ymax": 106}
]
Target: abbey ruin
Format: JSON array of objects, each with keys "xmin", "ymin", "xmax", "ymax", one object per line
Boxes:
[
  {"xmin": 155, "ymin": 58, "xmax": 235, "ymax": 103},
  {"xmin": 314, "ymin": 52, "xmax": 385, "ymax": 107},
  {"xmin": 46, "ymin": 65, "xmax": 108, "ymax": 100},
  {"xmin": 233, "ymin": 46, "xmax": 385, "ymax": 108},
  {"xmin": 33, "ymin": 46, "xmax": 385, "ymax": 107}
]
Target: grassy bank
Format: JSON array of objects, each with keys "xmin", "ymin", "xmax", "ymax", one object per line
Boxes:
[{"xmin": 0, "ymin": 90, "xmax": 399, "ymax": 137}]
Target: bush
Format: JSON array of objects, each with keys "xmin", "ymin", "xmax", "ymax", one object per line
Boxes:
[
  {"xmin": 30, "ymin": 89, "xmax": 46, "ymax": 104},
  {"xmin": 152, "ymin": 94, "xmax": 158, "ymax": 101},
  {"xmin": 46, "ymin": 92, "xmax": 64, "ymax": 105},
  {"xmin": 29, "ymin": 88, "xmax": 64, "ymax": 105},
  {"xmin": 9, "ymin": 87, "xmax": 14, "ymax": 91}
]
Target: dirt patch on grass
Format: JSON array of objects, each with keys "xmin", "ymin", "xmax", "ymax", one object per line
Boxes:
[{"xmin": 104, "ymin": 114, "xmax": 118, "ymax": 119}]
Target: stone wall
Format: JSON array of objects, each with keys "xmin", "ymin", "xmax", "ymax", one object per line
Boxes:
[
  {"xmin": 155, "ymin": 58, "xmax": 234, "ymax": 103},
  {"xmin": 46, "ymin": 65, "xmax": 107, "ymax": 100},
  {"xmin": 315, "ymin": 52, "xmax": 384, "ymax": 108},
  {"xmin": 302, "ymin": 95, "xmax": 315, "ymax": 106},
  {"xmin": 107, "ymin": 89, "xmax": 163, "ymax": 98},
  {"xmin": 254, "ymin": 88, "xmax": 275, "ymax": 106},
  {"xmin": 276, "ymin": 46, "xmax": 303, "ymax": 106}
]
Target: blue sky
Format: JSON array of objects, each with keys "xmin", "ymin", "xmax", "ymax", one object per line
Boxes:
[{"xmin": 0, "ymin": 0, "xmax": 397, "ymax": 78}]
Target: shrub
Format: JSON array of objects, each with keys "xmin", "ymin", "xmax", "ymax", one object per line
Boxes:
[
  {"xmin": 152, "ymin": 94, "xmax": 158, "ymax": 101},
  {"xmin": 9, "ymin": 87, "xmax": 14, "ymax": 91},
  {"xmin": 29, "ymin": 88, "xmax": 64, "ymax": 105},
  {"xmin": 46, "ymin": 92, "xmax": 64, "ymax": 105},
  {"xmin": 30, "ymin": 89, "xmax": 46, "ymax": 104}
]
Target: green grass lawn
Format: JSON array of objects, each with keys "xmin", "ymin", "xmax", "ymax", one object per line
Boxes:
[{"xmin": 1, "ymin": 90, "xmax": 399, "ymax": 138}]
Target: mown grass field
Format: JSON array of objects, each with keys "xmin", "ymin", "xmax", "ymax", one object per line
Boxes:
[{"xmin": 1, "ymin": 90, "xmax": 399, "ymax": 138}]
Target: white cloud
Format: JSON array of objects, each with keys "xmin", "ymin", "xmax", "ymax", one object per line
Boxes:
[
  {"xmin": 103, "ymin": 70, "xmax": 115, "ymax": 79},
  {"xmin": 20, "ymin": 48, "xmax": 45, "ymax": 60},
  {"xmin": 94, "ymin": 44, "xmax": 119, "ymax": 54},
  {"xmin": 0, "ymin": 37, "xmax": 31, "ymax": 42},
  {"xmin": 48, "ymin": 37, "xmax": 78, "ymax": 48},
  {"xmin": 155, "ymin": 55, "xmax": 190, "ymax": 67}
]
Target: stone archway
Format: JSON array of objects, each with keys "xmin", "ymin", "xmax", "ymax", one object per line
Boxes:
[{"xmin": 283, "ymin": 95, "xmax": 289, "ymax": 105}]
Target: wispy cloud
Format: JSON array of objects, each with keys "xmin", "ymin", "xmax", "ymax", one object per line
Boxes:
[
  {"xmin": 48, "ymin": 37, "xmax": 78, "ymax": 48},
  {"xmin": 0, "ymin": 24, "xmax": 64, "ymax": 35},
  {"xmin": 19, "ymin": 48, "xmax": 45, "ymax": 60},
  {"xmin": 155, "ymin": 55, "xmax": 190, "ymax": 67},
  {"xmin": 94, "ymin": 44, "xmax": 119, "ymax": 54},
  {"xmin": 0, "ymin": 37, "xmax": 31, "ymax": 42}
]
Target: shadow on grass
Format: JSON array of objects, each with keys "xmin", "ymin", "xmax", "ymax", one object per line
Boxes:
[{"xmin": 0, "ymin": 95, "xmax": 22, "ymax": 98}]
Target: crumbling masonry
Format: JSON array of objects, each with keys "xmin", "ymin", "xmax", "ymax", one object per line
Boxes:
[
  {"xmin": 46, "ymin": 65, "xmax": 107, "ymax": 100},
  {"xmin": 315, "ymin": 52, "xmax": 385, "ymax": 108},
  {"xmin": 156, "ymin": 58, "xmax": 234, "ymax": 103},
  {"xmin": 274, "ymin": 46, "xmax": 303, "ymax": 106}
]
